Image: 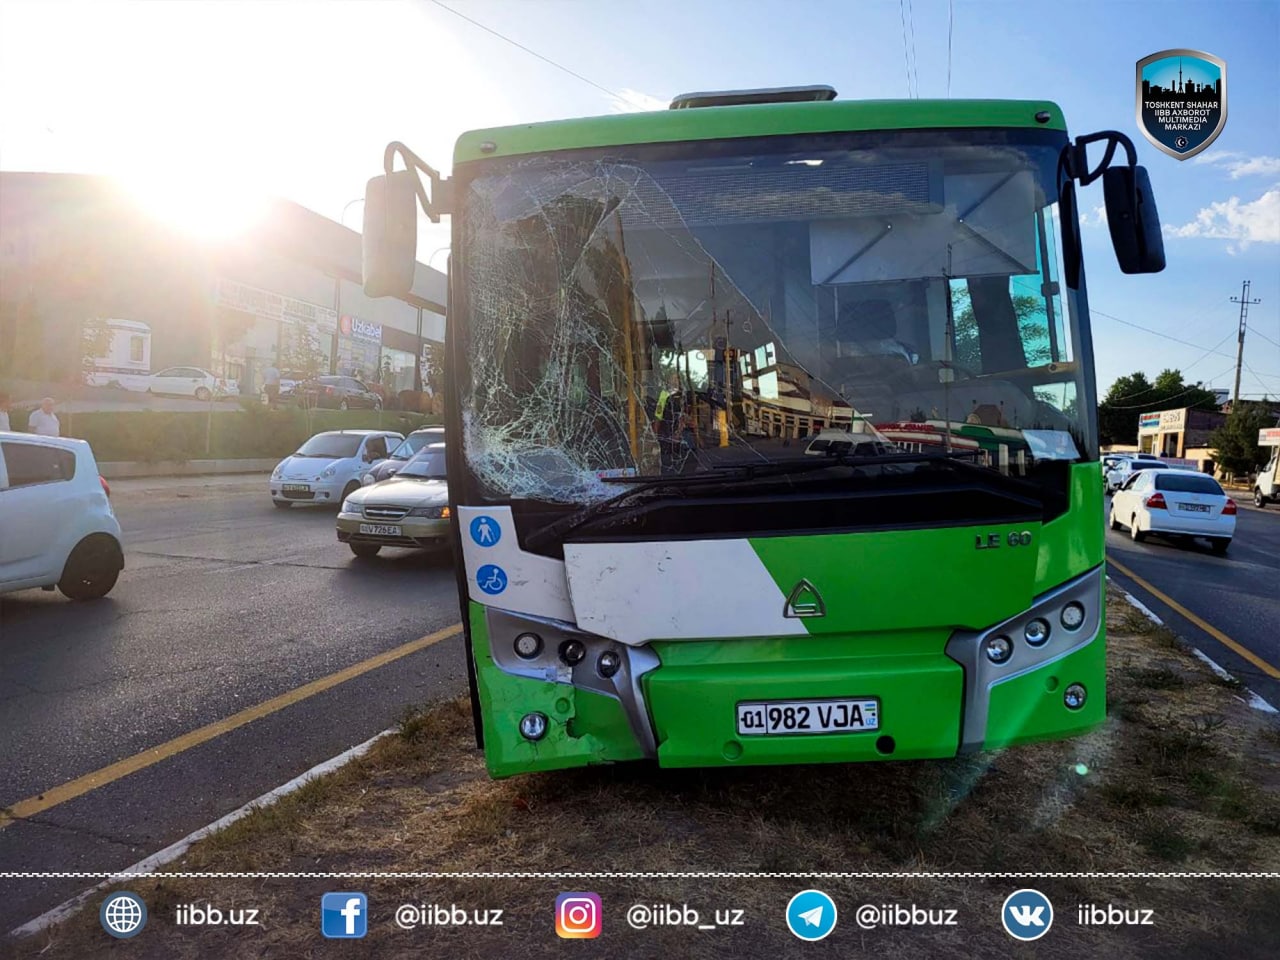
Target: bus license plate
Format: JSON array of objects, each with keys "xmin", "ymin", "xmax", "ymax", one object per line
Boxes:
[
  {"xmin": 359, "ymin": 523, "xmax": 401, "ymax": 536},
  {"xmin": 736, "ymin": 699, "xmax": 880, "ymax": 736}
]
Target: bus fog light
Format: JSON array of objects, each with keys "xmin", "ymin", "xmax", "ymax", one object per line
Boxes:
[
  {"xmin": 597, "ymin": 651, "xmax": 621, "ymax": 678},
  {"xmin": 559, "ymin": 639, "xmax": 587, "ymax": 666},
  {"xmin": 1024, "ymin": 618, "xmax": 1050, "ymax": 647},
  {"xmin": 984, "ymin": 635, "xmax": 1013, "ymax": 664},
  {"xmin": 519, "ymin": 712, "xmax": 548, "ymax": 741},
  {"xmin": 1061, "ymin": 602, "xmax": 1086, "ymax": 631},
  {"xmin": 513, "ymin": 632, "xmax": 542, "ymax": 660},
  {"xmin": 1064, "ymin": 683, "xmax": 1088, "ymax": 710}
]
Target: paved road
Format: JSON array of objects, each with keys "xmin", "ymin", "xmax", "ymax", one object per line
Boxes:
[
  {"xmin": 0, "ymin": 475, "xmax": 470, "ymax": 933},
  {"xmin": 1105, "ymin": 493, "xmax": 1280, "ymax": 707}
]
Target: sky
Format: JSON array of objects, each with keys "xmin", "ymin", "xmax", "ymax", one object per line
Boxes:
[{"xmin": 1, "ymin": 0, "xmax": 1277, "ymax": 400}]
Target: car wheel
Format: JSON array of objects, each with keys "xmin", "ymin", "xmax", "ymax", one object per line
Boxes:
[
  {"xmin": 1130, "ymin": 515, "xmax": 1146, "ymax": 542},
  {"xmin": 1256, "ymin": 489, "xmax": 1266, "ymax": 508},
  {"xmin": 1211, "ymin": 537, "xmax": 1231, "ymax": 555},
  {"xmin": 341, "ymin": 481, "xmax": 360, "ymax": 501},
  {"xmin": 195, "ymin": 386, "xmax": 212, "ymax": 401},
  {"xmin": 272, "ymin": 500, "xmax": 292, "ymax": 509},
  {"xmin": 339, "ymin": 398, "xmax": 350, "ymax": 411},
  {"xmin": 57, "ymin": 534, "xmax": 122, "ymax": 600},
  {"xmin": 350, "ymin": 542, "xmax": 381, "ymax": 559},
  {"xmin": 1109, "ymin": 507, "xmax": 1121, "ymax": 531}
]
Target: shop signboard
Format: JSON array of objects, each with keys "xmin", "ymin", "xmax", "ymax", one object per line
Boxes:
[
  {"xmin": 215, "ymin": 278, "xmax": 336, "ymax": 334},
  {"xmin": 1260, "ymin": 427, "xmax": 1280, "ymax": 447},
  {"xmin": 340, "ymin": 314, "xmax": 382, "ymax": 344}
]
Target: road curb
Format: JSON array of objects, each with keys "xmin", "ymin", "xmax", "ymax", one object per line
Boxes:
[
  {"xmin": 98, "ymin": 459, "xmax": 280, "ymax": 479},
  {"xmin": 5, "ymin": 728, "xmax": 393, "ymax": 941},
  {"xmin": 1111, "ymin": 580, "xmax": 1278, "ymax": 715}
]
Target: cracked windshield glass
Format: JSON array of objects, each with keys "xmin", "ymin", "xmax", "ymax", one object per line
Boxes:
[{"xmin": 461, "ymin": 132, "xmax": 1086, "ymax": 508}]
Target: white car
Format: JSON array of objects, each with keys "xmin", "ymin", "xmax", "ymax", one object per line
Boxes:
[
  {"xmin": 1109, "ymin": 468, "xmax": 1237, "ymax": 553},
  {"xmin": 270, "ymin": 429, "xmax": 404, "ymax": 508},
  {"xmin": 145, "ymin": 366, "xmax": 237, "ymax": 401},
  {"xmin": 0, "ymin": 432, "xmax": 124, "ymax": 599},
  {"xmin": 1104, "ymin": 458, "xmax": 1170, "ymax": 493}
]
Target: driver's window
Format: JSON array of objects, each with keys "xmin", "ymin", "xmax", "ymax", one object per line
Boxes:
[
  {"xmin": 1121, "ymin": 473, "xmax": 1142, "ymax": 491},
  {"xmin": 365, "ymin": 437, "xmax": 388, "ymax": 461}
]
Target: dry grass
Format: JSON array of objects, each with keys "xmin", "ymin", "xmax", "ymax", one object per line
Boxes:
[{"xmin": 12, "ymin": 586, "xmax": 1280, "ymax": 959}]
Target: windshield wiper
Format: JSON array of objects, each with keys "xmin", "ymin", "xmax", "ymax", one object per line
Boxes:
[{"xmin": 527, "ymin": 450, "xmax": 1033, "ymax": 551}]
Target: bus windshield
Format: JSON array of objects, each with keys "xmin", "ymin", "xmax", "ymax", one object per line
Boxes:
[{"xmin": 458, "ymin": 128, "xmax": 1089, "ymax": 504}]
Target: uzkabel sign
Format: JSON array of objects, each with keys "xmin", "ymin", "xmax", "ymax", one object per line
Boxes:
[{"xmin": 340, "ymin": 314, "xmax": 382, "ymax": 344}]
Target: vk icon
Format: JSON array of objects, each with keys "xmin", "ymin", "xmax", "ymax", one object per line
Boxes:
[
  {"xmin": 1001, "ymin": 888, "xmax": 1053, "ymax": 941},
  {"xmin": 470, "ymin": 515, "xmax": 501, "ymax": 547},
  {"xmin": 785, "ymin": 889, "xmax": 838, "ymax": 941},
  {"xmin": 321, "ymin": 892, "xmax": 368, "ymax": 938}
]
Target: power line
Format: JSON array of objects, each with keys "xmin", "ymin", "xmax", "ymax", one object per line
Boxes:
[
  {"xmin": 1249, "ymin": 324, "xmax": 1280, "ymax": 351},
  {"xmin": 898, "ymin": 0, "xmax": 914, "ymax": 97},
  {"xmin": 1102, "ymin": 330, "xmax": 1236, "ymax": 403},
  {"xmin": 906, "ymin": 0, "xmax": 920, "ymax": 99},
  {"xmin": 427, "ymin": 0, "xmax": 636, "ymax": 108},
  {"xmin": 1104, "ymin": 365, "xmax": 1236, "ymax": 409},
  {"xmin": 1090, "ymin": 307, "xmax": 1280, "ymax": 378}
]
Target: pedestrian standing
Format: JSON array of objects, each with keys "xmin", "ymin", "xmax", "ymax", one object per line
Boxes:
[
  {"xmin": 263, "ymin": 361, "xmax": 281, "ymax": 409},
  {"xmin": 28, "ymin": 397, "xmax": 61, "ymax": 436},
  {"xmin": 0, "ymin": 391, "xmax": 10, "ymax": 432}
]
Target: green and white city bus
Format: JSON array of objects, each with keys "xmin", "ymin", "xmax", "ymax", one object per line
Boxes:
[{"xmin": 361, "ymin": 86, "xmax": 1165, "ymax": 778}]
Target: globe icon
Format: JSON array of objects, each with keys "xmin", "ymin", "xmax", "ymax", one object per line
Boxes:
[{"xmin": 101, "ymin": 893, "xmax": 147, "ymax": 938}]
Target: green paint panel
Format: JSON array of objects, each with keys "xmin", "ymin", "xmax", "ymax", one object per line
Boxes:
[
  {"xmin": 645, "ymin": 636, "xmax": 962, "ymax": 767},
  {"xmin": 455, "ymin": 99, "xmax": 1066, "ymax": 164},
  {"xmin": 750, "ymin": 522, "xmax": 1042, "ymax": 635},
  {"xmin": 469, "ymin": 602, "xmax": 646, "ymax": 779},
  {"xmin": 1035, "ymin": 463, "xmax": 1105, "ymax": 591},
  {"xmin": 983, "ymin": 634, "xmax": 1107, "ymax": 749}
]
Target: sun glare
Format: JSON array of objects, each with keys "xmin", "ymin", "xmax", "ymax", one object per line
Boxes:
[{"xmin": 120, "ymin": 170, "xmax": 270, "ymax": 241}]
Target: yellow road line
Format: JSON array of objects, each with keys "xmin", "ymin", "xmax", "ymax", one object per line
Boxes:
[
  {"xmin": 0, "ymin": 623, "xmax": 463, "ymax": 829},
  {"xmin": 1108, "ymin": 555, "xmax": 1280, "ymax": 679}
]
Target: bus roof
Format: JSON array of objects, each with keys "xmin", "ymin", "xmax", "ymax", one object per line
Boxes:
[{"xmin": 453, "ymin": 98, "xmax": 1066, "ymax": 165}]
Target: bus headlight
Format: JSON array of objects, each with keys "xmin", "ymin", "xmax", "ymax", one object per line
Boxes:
[
  {"xmin": 513, "ymin": 632, "xmax": 542, "ymax": 660},
  {"xmin": 1024, "ymin": 618, "xmax": 1051, "ymax": 647},
  {"xmin": 1061, "ymin": 602, "xmax": 1086, "ymax": 631},
  {"xmin": 597, "ymin": 651, "xmax": 621, "ymax": 678},
  {"xmin": 984, "ymin": 635, "xmax": 1014, "ymax": 664},
  {"xmin": 519, "ymin": 713, "xmax": 548, "ymax": 741},
  {"xmin": 1064, "ymin": 683, "xmax": 1088, "ymax": 710},
  {"xmin": 559, "ymin": 639, "xmax": 587, "ymax": 666}
]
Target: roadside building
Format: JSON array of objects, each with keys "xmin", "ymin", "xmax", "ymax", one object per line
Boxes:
[
  {"xmin": 0, "ymin": 172, "xmax": 445, "ymax": 405},
  {"xmin": 1136, "ymin": 406, "xmax": 1227, "ymax": 473}
]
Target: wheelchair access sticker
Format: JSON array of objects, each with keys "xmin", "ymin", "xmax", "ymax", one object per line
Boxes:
[{"xmin": 476, "ymin": 564, "xmax": 508, "ymax": 595}]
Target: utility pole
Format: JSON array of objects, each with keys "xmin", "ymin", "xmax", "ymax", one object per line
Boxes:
[{"xmin": 1230, "ymin": 280, "xmax": 1262, "ymax": 409}]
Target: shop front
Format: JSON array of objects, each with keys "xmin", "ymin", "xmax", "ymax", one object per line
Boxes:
[
  {"xmin": 212, "ymin": 278, "xmax": 336, "ymax": 393},
  {"xmin": 336, "ymin": 314, "xmax": 383, "ymax": 382}
]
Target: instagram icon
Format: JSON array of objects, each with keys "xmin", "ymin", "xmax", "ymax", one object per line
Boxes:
[{"xmin": 555, "ymin": 892, "xmax": 602, "ymax": 939}]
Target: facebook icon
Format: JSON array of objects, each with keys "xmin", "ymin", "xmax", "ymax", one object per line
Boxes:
[{"xmin": 321, "ymin": 892, "xmax": 368, "ymax": 938}]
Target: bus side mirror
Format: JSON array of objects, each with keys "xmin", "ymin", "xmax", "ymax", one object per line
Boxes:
[
  {"xmin": 362, "ymin": 171, "xmax": 419, "ymax": 298},
  {"xmin": 1104, "ymin": 165, "xmax": 1165, "ymax": 274}
]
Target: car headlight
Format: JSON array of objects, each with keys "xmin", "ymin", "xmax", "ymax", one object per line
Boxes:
[
  {"xmin": 341, "ymin": 498, "xmax": 362, "ymax": 515},
  {"xmin": 271, "ymin": 464, "xmax": 284, "ymax": 480},
  {"xmin": 320, "ymin": 465, "xmax": 337, "ymax": 479},
  {"xmin": 407, "ymin": 505, "xmax": 451, "ymax": 519},
  {"xmin": 360, "ymin": 473, "xmax": 376, "ymax": 486}
]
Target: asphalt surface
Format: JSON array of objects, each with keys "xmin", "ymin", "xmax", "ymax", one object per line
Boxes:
[
  {"xmin": 1105, "ymin": 491, "xmax": 1280, "ymax": 707},
  {"xmin": 0, "ymin": 475, "xmax": 470, "ymax": 933}
]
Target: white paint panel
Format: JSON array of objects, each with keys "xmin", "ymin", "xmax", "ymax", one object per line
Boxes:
[
  {"xmin": 457, "ymin": 506, "xmax": 574, "ymax": 621},
  {"xmin": 563, "ymin": 539, "xmax": 808, "ymax": 645}
]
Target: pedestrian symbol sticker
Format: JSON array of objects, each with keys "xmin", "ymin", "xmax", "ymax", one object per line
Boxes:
[
  {"xmin": 471, "ymin": 516, "xmax": 501, "ymax": 547},
  {"xmin": 476, "ymin": 564, "xmax": 507, "ymax": 595}
]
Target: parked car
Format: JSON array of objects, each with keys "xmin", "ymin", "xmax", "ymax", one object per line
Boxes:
[
  {"xmin": 259, "ymin": 370, "xmax": 310, "ymax": 406},
  {"xmin": 295, "ymin": 376, "xmax": 383, "ymax": 410},
  {"xmin": 337, "ymin": 443, "xmax": 450, "ymax": 558},
  {"xmin": 1109, "ymin": 469, "xmax": 1236, "ymax": 553},
  {"xmin": 361, "ymin": 427, "xmax": 445, "ymax": 484},
  {"xmin": 269, "ymin": 429, "xmax": 404, "ymax": 508},
  {"xmin": 0, "ymin": 432, "xmax": 124, "ymax": 600},
  {"xmin": 143, "ymin": 366, "xmax": 237, "ymax": 401},
  {"xmin": 804, "ymin": 428, "xmax": 898, "ymax": 458},
  {"xmin": 1105, "ymin": 458, "xmax": 1171, "ymax": 494}
]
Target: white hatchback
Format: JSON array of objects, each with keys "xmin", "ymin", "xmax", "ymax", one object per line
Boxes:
[
  {"xmin": 270, "ymin": 429, "xmax": 404, "ymax": 508},
  {"xmin": 1109, "ymin": 468, "xmax": 1237, "ymax": 553},
  {"xmin": 0, "ymin": 432, "xmax": 125, "ymax": 599}
]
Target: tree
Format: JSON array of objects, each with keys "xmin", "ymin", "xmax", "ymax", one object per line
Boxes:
[
  {"xmin": 80, "ymin": 318, "xmax": 114, "ymax": 384},
  {"xmin": 1097, "ymin": 369, "xmax": 1220, "ymax": 447},
  {"xmin": 1209, "ymin": 401, "xmax": 1276, "ymax": 479},
  {"xmin": 951, "ymin": 289, "xmax": 1051, "ymax": 370}
]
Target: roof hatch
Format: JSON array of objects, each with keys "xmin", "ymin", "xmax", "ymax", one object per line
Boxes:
[{"xmin": 668, "ymin": 85, "xmax": 838, "ymax": 110}]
